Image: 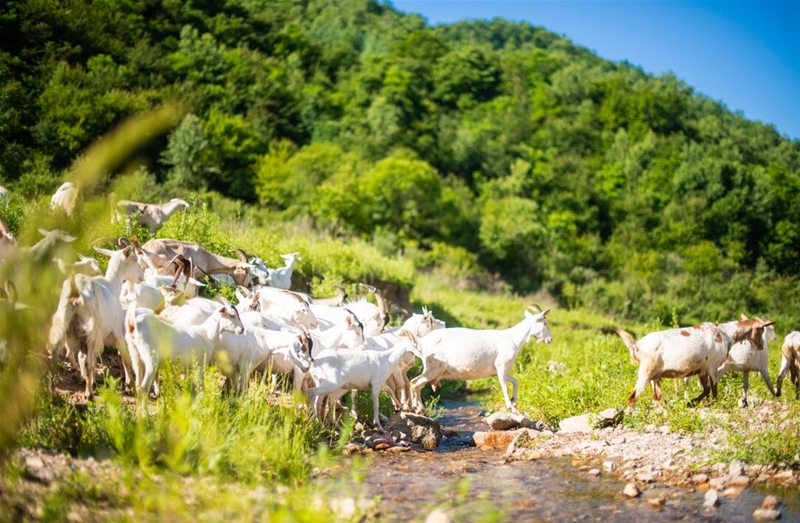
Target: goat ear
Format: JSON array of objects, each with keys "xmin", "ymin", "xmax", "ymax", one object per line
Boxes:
[
  {"xmin": 741, "ymin": 313, "xmax": 750, "ymax": 321},
  {"xmin": 542, "ymin": 308, "xmax": 551, "ymax": 317}
]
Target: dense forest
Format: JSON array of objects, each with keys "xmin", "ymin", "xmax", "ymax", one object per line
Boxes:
[{"xmin": 2, "ymin": 0, "xmax": 800, "ymax": 324}]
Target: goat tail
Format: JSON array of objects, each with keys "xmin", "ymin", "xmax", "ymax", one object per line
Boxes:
[
  {"xmin": 614, "ymin": 327, "xmax": 640, "ymax": 364},
  {"xmin": 125, "ymin": 301, "xmax": 138, "ymax": 341},
  {"xmin": 48, "ymin": 274, "xmax": 78, "ymax": 352}
]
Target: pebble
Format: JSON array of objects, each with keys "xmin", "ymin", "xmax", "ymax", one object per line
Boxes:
[
  {"xmin": 727, "ymin": 475, "xmax": 750, "ymax": 487},
  {"xmin": 709, "ymin": 475, "xmax": 729, "ymax": 489},
  {"xmin": 729, "ymin": 459, "xmax": 745, "ymax": 477},
  {"xmin": 703, "ymin": 489, "xmax": 720, "ymax": 508},
  {"xmin": 691, "ymin": 473, "xmax": 709, "ymax": 484},
  {"xmin": 622, "ymin": 483, "xmax": 640, "ymax": 498},
  {"xmin": 602, "ymin": 461, "xmax": 615, "ymax": 473},
  {"xmin": 425, "ymin": 510, "xmax": 451, "ymax": 523},
  {"xmin": 587, "ymin": 468, "xmax": 601, "ymax": 477},
  {"xmin": 647, "ymin": 497, "xmax": 666, "ymax": 509},
  {"xmin": 753, "ymin": 508, "xmax": 781, "ymax": 521}
]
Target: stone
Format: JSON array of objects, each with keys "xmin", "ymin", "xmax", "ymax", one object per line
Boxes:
[
  {"xmin": 762, "ymin": 496, "xmax": 781, "ymax": 510},
  {"xmin": 647, "ymin": 498, "xmax": 666, "ymax": 509},
  {"xmin": 472, "ymin": 429, "xmax": 527, "ymax": 449},
  {"xmin": 622, "ymin": 483, "xmax": 640, "ymax": 498},
  {"xmin": 587, "ymin": 468, "xmax": 601, "ymax": 477},
  {"xmin": 709, "ymin": 476, "xmax": 729, "ymax": 489},
  {"xmin": 602, "ymin": 461, "xmax": 615, "ymax": 473},
  {"xmin": 635, "ymin": 470, "xmax": 659, "ymax": 482},
  {"xmin": 703, "ymin": 489, "xmax": 720, "ymax": 508},
  {"xmin": 343, "ymin": 443, "xmax": 362, "ymax": 456},
  {"xmin": 384, "ymin": 446, "xmax": 411, "ymax": 454},
  {"xmin": 691, "ymin": 473, "xmax": 709, "ymax": 484},
  {"xmin": 558, "ymin": 413, "xmax": 593, "ymax": 433},
  {"xmin": 485, "ymin": 412, "xmax": 532, "ymax": 431},
  {"xmin": 385, "ymin": 412, "xmax": 442, "ymax": 450},
  {"xmin": 727, "ymin": 475, "xmax": 750, "ymax": 487},
  {"xmin": 729, "ymin": 459, "xmax": 745, "ymax": 478},
  {"xmin": 365, "ymin": 436, "xmax": 395, "ymax": 451},
  {"xmin": 425, "ymin": 509, "xmax": 452, "ymax": 523},
  {"xmin": 592, "ymin": 408, "xmax": 624, "ymax": 429},
  {"xmin": 753, "ymin": 508, "xmax": 781, "ymax": 521}
]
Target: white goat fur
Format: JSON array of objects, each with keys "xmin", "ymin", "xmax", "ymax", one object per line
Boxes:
[
  {"xmin": 265, "ymin": 252, "xmax": 300, "ymax": 290},
  {"xmin": 214, "ymin": 325, "xmax": 313, "ymax": 393},
  {"xmin": 777, "ymin": 331, "xmax": 800, "ymax": 398},
  {"xmin": 115, "ymin": 198, "xmax": 189, "ymax": 233},
  {"xmin": 717, "ymin": 319, "xmax": 777, "ymax": 406},
  {"xmin": 48, "ymin": 246, "xmax": 144, "ymax": 396},
  {"xmin": 124, "ymin": 301, "xmax": 244, "ymax": 396},
  {"xmin": 308, "ymin": 331, "xmax": 421, "ymax": 431},
  {"xmin": 410, "ymin": 308, "xmax": 552, "ymax": 414},
  {"xmin": 616, "ymin": 317, "xmax": 773, "ymax": 411},
  {"xmin": 50, "ymin": 182, "xmax": 78, "ymax": 216}
]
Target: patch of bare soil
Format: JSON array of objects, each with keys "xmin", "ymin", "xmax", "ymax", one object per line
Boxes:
[{"xmin": 505, "ymin": 402, "xmax": 799, "ymax": 491}]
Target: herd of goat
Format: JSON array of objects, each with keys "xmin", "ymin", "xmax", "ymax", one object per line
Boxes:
[{"xmin": 2, "ymin": 187, "xmax": 800, "ymax": 430}]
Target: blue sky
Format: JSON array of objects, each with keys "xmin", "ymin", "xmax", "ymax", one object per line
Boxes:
[{"xmin": 390, "ymin": 1, "xmax": 800, "ymax": 141}]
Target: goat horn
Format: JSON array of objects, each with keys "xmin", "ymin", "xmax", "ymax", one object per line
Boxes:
[
  {"xmin": 232, "ymin": 248, "xmax": 249, "ymax": 263},
  {"xmin": 527, "ymin": 303, "xmax": 543, "ymax": 313},
  {"xmin": 237, "ymin": 285, "xmax": 252, "ymax": 298},
  {"xmin": 361, "ymin": 283, "xmax": 389, "ymax": 330},
  {"xmin": 90, "ymin": 236, "xmax": 119, "ymax": 248}
]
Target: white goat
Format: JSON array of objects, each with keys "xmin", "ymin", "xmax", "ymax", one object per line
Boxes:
[
  {"xmin": 410, "ymin": 306, "xmax": 552, "ymax": 414},
  {"xmin": 777, "ymin": 331, "xmax": 800, "ymax": 398},
  {"xmin": 114, "ymin": 198, "xmax": 190, "ymax": 233},
  {"xmin": 0, "ymin": 217, "xmax": 16, "ymax": 260},
  {"xmin": 214, "ymin": 326, "xmax": 314, "ymax": 394},
  {"xmin": 55, "ymin": 255, "xmax": 102, "ymax": 276},
  {"xmin": 124, "ymin": 300, "xmax": 244, "ymax": 397},
  {"xmin": 48, "ymin": 245, "xmax": 144, "ymax": 396},
  {"xmin": 250, "ymin": 286, "xmax": 319, "ymax": 330},
  {"xmin": 717, "ymin": 315, "xmax": 778, "ymax": 407},
  {"xmin": 50, "ymin": 182, "xmax": 78, "ymax": 216},
  {"xmin": 364, "ymin": 308, "xmax": 441, "ymax": 411},
  {"xmin": 616, "ymin": 317, "xmax": 773, "ymax": 412},
  {"xmin": 264, "ymin": 252, "xmax": 300, "ymax": 290},
  {"xmin": 308, "ymin": 330, "xmax": 421, "ymax": 432},
  {"xmin": 311, "ymin": 283, "xmax": 387, "ymax": 337}
]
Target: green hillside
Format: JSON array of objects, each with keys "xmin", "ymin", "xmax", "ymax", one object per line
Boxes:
[{"xmin": 2, "ymin": 0, "xmax": 800, "ymax": 324}]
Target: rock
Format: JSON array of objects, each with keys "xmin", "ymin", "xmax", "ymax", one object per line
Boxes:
[
  {"xmin": 691, "ymin": 473, "xmax": 709, "ymax": 485},
  {"xmin": 485, "ymin": 412, "xmax": 532, "ymax": 431},
  {"xmin": 753, "ymin": 508, "xmax": 781, "ymax": 521},
  {"xmin": 365, "ymin": 436, "xmax": 395, "ymax": 451},
  {"xmin": 425, "ymin": 509, "xmax": 451, "ymax": 523},
  {"xmin": 472, "ymin": 429, "xmax": 528, "ymax": 449},
  {"xmin": 647, "ymin": 497, "xmax": 666, "ymax": 509},
  {"xmin": 442, "ymin": 429, "xmax": 459, "ymax": 438},
  {"xmin": 727, "ymin": 475, "xmax": 750, "ymax": 487},
  {"xmin": 558, "ymin": 413, "xmax": 593, "ymax": 433},
  {"xmin": 635, "ymin": 470, "xmax": 659, "ymax": 482},
  {"xmin": 384, "ymin": 446, "xmax": 411, "ymax": 454},
  {"xmin": 622, "ymin": 483, "xmax": 640, "ymax": 498},
  {"xmin": 709, "ymin": 475, "xmax": 729, "ymax": 489},
  {"xmin": 385, "ymin": 412, "xmax": 442, "ymax": 450},
  {"xmin": 762, "ymin": 496, "xmax": 781, "ymax": 510},
  {"xmin": 587, "ymin": 468, "xmax": 601, "ymax": 477},
  {"xmin": 729, "ymin": 459, "xmax": 745, "ymax": 477},
  {"xmin": 773, "ymin": 470, "xmax": 794, "ymax": 482},
  {"xmin": 342, "ymin": 443, "xmax": 362, "ymax": 456},
  {"xmin": 602, "ymin": 461, "xmax": 615, "ymax": 473},
  {"xmin": 592, "ymin": 408, "xmax": 624, "ymax": 429},
  {"xmin": 703, "ymin": 489, "xmax": 720, "ymax": 508}
]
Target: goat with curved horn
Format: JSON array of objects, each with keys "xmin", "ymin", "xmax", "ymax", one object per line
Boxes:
[{"xmin": 360, "ymin": 283, "xmax": 389, "ymax": 331}]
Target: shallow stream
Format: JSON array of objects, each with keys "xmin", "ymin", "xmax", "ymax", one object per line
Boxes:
[{"xmin": 362, "ymin": 400, "xmax": 800, "ymax": 522}]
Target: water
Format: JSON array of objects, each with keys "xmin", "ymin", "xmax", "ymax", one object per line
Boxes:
[{"xmin": 362, "ymin": 400, "xmax": 800, "ymax": 522}]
